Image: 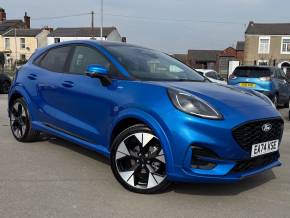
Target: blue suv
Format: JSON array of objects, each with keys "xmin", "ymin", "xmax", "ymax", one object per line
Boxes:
[
  {"xmin": 8, "ymin": 41, "xmax": 284, "ymax": 193},
  {"xmin": 228, "ymin": 66, "xmax": 290, "ymax": 108}
]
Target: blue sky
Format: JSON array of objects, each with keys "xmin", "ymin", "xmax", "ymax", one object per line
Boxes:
[{"xmin": 2, "ymin": 0, "xmax": 290, "ymax": 53}]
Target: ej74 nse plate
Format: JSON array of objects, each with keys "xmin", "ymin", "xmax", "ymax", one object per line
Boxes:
[{"xmin": 251, "ymin": 140, "xmax": 279, "ymax": 158}]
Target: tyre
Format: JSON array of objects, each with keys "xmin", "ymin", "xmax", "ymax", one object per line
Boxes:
[
  {"xmin": 288, "ymin": 99, "xmax": 290, "ymax": 121},
  {"xmin": 9, "ymin": 98, "xmax": 41, "ymax": 142},
  {"xmin": 1, "ymin": 80, "xmax": 10, "ymax": 94},
  {"xmin": 273, "ymin": 95, "xmax": 278, "ymax": 108},
  {"xmin": 110, "ymin": 124, "xmax": 170, "ymax": 194},
  {"xmin": 284, "ymin": 99, "xmax": 290, "ymax": 108}
]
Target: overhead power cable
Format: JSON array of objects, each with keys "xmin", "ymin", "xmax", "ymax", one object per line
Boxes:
[
  {"xmin": 32, "ymin": 12, "xmax": 91, "ymax": 21},
  {"xmin": 31, "ymin": 11, "xmax": 246, "ymax": 26}
]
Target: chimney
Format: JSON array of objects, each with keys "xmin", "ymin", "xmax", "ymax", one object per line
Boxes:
[
  {"xmin": 42, "ymin": 26, "xmax": 53, "ymax": 32},
  {"xmin": 249, "ymin": 21, "xmax": 254, "ymax": 27},
  {"xmin": 0, "ymin": 8, "xmax": 6, "ymax": 22},
  {"xmin": 24, "ymin": 12, "xmax": 30, "ymax": 29}
]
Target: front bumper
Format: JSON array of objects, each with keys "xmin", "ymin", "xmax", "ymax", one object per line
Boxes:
[
  {"xmin": 161, "ymin": 108, "xmax": 283, "ymax": 183},
  {"xmin": 168, "ymin": 159, "xmax": 281, "ymax": 183}
]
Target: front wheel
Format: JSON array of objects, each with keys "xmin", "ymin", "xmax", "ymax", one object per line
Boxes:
[{"xmin": 110, "ymin": 124, "xmax": 170, "ymax": 194}]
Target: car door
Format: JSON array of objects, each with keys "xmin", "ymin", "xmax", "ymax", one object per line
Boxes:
[
  {"xmin": 33, "ymin": 45, "xmax": 72, "ymax": 126},
  {"xmin": 55, "ymin": 44, "xmax": 119, "ymax": 145}
]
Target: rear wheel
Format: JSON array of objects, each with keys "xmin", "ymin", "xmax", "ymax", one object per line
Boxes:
[
  {"xmin": 1, "ymin": 80, "xmax": 10, "ymax": 94},
  {"xmin": 9, "ymin": 98, "xmax": 40, "ymax": 142},
  {"xmin": 111, "ymin": 124, "xmax": 170, "ymax": 194},
  {"xmin": 284, "ymin": 98, "xmax": 290, "ymax": 108}
]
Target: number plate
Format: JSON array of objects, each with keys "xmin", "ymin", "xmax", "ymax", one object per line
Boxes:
[
  {"xmin": 251, "ymin": 140, "xmax": 279, "ymax": 158},
  {"xmin": 239, "ymin": 83, "xmax": 256, "ymax": 88}
]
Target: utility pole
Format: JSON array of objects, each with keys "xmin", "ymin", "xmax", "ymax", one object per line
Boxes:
[
  {"xmin": 91, "ymin": 11, "xmax": 95, "ymax": 39},
  {"xmin": 100, "ymin": 0, "xmax": 103, "ymax": 40}
]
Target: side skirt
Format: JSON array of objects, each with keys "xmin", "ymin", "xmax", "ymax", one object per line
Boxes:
[{"xmin": 32, "ymin": 121, "xmax": 110, "ymax": 158}]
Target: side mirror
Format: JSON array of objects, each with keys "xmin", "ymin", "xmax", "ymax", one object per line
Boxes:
[{"xmin": 86, "ymin": 64, "xmax": 112, "ymax": 86}]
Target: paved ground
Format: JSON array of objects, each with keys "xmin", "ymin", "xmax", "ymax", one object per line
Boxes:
[{"xmin": 0, "ymin": 94, "xmax": 289, "ymax": 218}]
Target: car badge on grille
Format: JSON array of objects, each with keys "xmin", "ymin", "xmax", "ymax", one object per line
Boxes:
[{"xmin": 262, "ymin": 123, "xmax": 272, "ymax": 132}]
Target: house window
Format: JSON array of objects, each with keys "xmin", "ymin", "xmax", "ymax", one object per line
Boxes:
[
  {"xmin": 54, "ymin": 38, "xmax": 61, "ymax": 43},
  {"xmin": 20, "ymin": 38, "xmax": 26, "ymax": 50},
  {"xmin": 258, "ymin": 36, "xmax": 270, "ymax": 54},
  {"xmin": 257, "ymin": 60, "xmax": 269, "ymax": 66},
  {"xmin": 281, "ymin": 37, "xmax": 290, "ymax": 54},
  {"xmin": 20, "ymin": 54, "xmax": 26, "ymax": 61},
  {"xmin": 4, "ymin": 38, "xmax": 10, "ymax": 49}
]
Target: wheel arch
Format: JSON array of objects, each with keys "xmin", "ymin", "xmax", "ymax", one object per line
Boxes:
[
  {"xmin": 110, "ymin": 109, "xmax": 174, "ymax": 173},
  {"xmin": 8, "ymin": 87, "xmax": 34, "ymax": 119}
]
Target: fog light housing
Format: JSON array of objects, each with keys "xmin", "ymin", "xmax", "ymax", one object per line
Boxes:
[{"xmin": 191, "ymin": 146, "xmax": 218, "ymax": 170}]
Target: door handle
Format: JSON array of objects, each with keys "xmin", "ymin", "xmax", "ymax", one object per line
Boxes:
[
  {"xmin": 61, "ymin": 81, "xmax": 74, "ymax": 88},
  {"xmin": 27, "ymin": 73, "xmax": 37, "ymax": 80}
]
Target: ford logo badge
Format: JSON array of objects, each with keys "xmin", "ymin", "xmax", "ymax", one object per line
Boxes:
[{"xmin": 262, "ymin": 123, "xmax": 272, "ymax": 132}]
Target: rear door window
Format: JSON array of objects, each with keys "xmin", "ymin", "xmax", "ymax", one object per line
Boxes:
[
  {"xmin": 233, "ymin": 67, "xmax": 271, "ymax": 78},
  {"xmin": 39, "ymin": 46, "xmax": 71, "ymax": 72}
]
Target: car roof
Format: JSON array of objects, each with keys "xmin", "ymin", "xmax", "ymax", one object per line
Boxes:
[
  {"xmin": 235, "ymin": 65, "xmax": 276, "ymax": 70},
  {"xmin": 196, "ymin": 69, "xmax": 217, "ymax": 73},
  {"xmin": 46, "ymin": 40, "xmax": 147, "ymax": 51},
  {"xmin": 30, "ymin": 40, "xmax": 154, "ymax": 62}
]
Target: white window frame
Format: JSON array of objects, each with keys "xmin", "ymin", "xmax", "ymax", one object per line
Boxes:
[
  {"xmin": 54, "ymin": 37, "xmax": 61, "ymax": 43},
  {"xmin": 20, "ymin": 38, "xmax": 26, "ymax": 50},
  {"xmin": 281, "ymin": 36, "xmax": 290, "ymax": 54},
  {"xmin": 4, "ymin": 38, "xmax": 10, "ymax": 50},
  {"xmin": 257, "ymin": 60, "xmax": 269, "ymax": 66},
  {"xmin": 258, "ymin": 36, "xmax": 270, "ymax": 54}
]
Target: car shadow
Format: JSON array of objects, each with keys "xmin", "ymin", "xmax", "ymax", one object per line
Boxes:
[
  {"xmin": 44, "ymin": 135, "xmax": 110, "ymax": 166},
  {"xmin": 169, "ymin": 170, "xmax": 276, "ymax": 196},
  {"xmin": 39, "ymin": 134, "xmax": 276, "ymax": 196}
]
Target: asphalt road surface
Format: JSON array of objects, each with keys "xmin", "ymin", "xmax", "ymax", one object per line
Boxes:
[{"xmin": 0, "ymin": 94, "xmax": 289, "ymax": 218}]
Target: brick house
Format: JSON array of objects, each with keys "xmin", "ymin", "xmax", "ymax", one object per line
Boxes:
[
  {"xmin": 244, "ymin": 22, "xmax": 290, "ymax": 73},
  {"xmin": 187, "ymin": 50, "xmax": 221, "ymax": 70},
  {"xmin": 175, "ymin": 42, "xmax": 244, "ymax": 77}
]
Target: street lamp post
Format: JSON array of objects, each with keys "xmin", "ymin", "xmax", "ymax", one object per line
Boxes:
[
  {"xmin": 14, "ymin": 28, "xmax": 17, "ymax": 64},
  {"xmin": 100, "ymin": 0, "xmax": 103, "ymax": 39}
]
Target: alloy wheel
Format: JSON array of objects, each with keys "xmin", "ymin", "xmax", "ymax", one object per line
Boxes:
[
  {"xmin": 114, "ymin": 132, "xmax": 167, "ymax": 190},
  {"xmin": 2, "ymin": 81, "xmax": 10, "ymax": 94},
  {"xmin": 10, "ymin": 101, "xmax": 28, "ymax": 139}
]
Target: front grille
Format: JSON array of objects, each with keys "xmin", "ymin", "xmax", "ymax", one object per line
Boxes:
[
  {"xmin": 230, "ymin": 152, "xmax": 279, "ymax": 174},
  {"xmin": 232, "ymin": 118, "xmax": 284, "ymax": 152}
]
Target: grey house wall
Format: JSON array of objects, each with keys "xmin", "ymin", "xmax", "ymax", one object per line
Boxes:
[
  {"xmin": 36, "ymin": 30, "xmax": 50, "ymax": 48},
  {"xmin": 107, "ymin": 29, "xmax": 122, "ymax": 42}
]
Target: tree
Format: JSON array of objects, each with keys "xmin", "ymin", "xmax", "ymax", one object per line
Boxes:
[{"xmin": 0, "ymin": 52, "xmax": 4, "ymax": 72}]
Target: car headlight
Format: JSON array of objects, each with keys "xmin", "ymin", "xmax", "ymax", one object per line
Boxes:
[
  {"xmin": 168, "ymin": 88, "xmax": 223, "ymax": 120},
  {"xmin": 251, "ymin": 90, "xmax": 276, "ymax": 109}
]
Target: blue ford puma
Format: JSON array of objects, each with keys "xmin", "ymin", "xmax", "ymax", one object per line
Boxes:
[{"xmin": 8, "ymin": 40, "xmax": 284, "ymax": 193}]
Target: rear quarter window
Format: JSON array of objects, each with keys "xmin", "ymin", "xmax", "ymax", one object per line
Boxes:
[{"xmin": 35, "ymin": 46, "xmax": 71, "ymax": 72}]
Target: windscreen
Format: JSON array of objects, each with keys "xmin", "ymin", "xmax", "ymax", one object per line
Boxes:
[{"xmin": 105, "ymin": 45, "xmax": 205, "ymax": 82}]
